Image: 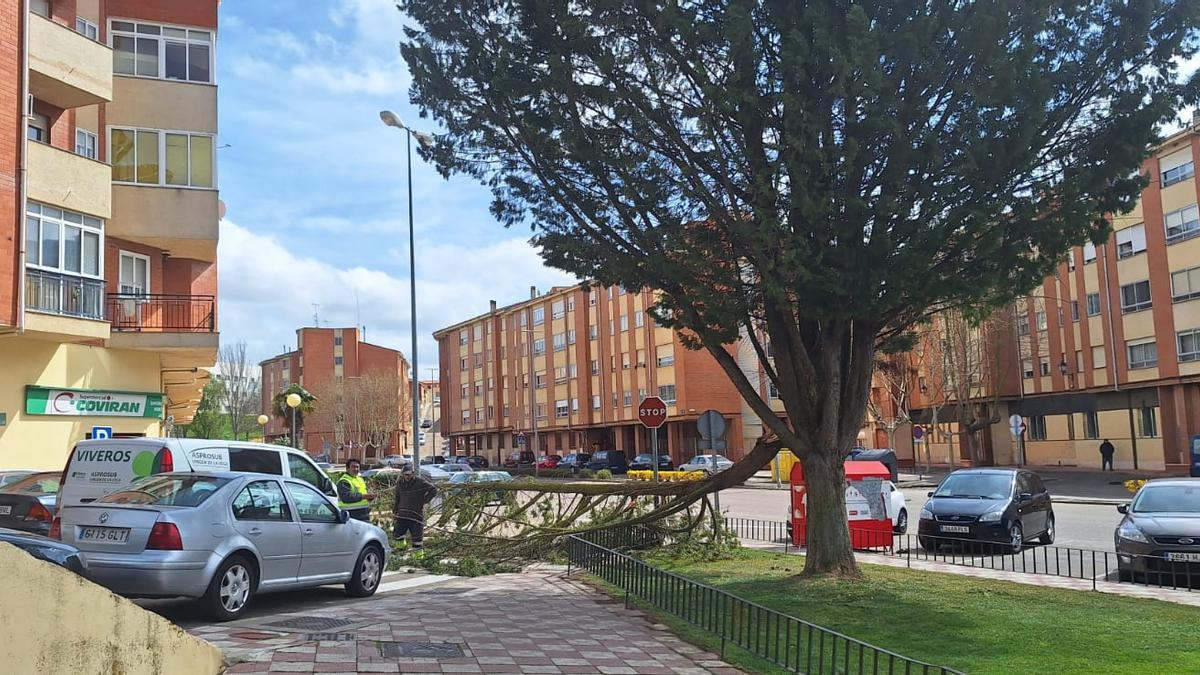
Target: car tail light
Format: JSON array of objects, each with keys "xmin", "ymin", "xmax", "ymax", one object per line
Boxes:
[
  {"xmin": 158, "ymin": 447, "xmax": 174, "ymax": 473},
  {"xmin": 48, "ymin": 516, "xmax": 61, "ymax": 540},
  {"xmin": 24, "ymin": 501, "xmax": 52, "ymax": 524},
  {"xmin": 147, "ymin": 522, "xmax": 183, "ymax": 550}
]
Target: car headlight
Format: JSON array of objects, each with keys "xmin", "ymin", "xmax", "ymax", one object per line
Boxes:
[
  {"xmin": 979, "ymin": 508, "xmax": 1005, "ymax": 523},
  {"xmin": 1117, "ymin": 521, "xmax": 1149, "ymax": 544},
  {"xmin": 919, "ymin": 507, "xmax": 933, "ymax": 520}
]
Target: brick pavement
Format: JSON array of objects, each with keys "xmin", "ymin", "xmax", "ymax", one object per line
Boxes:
[{"xmin": 189, "ymin": 571, "xmax": 743, "ymax": 674}]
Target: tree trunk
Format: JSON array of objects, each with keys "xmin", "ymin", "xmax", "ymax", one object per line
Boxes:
[{"xmin": 800, "ymin": 451, "xmax": 859, "ymax": 577}]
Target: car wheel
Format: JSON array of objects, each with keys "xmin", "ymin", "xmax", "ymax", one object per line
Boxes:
[
  {"xmin": 203, "ymin": 554, "xmax": 256, "ymax": 622},
  {"xmin": 919, "ymin": 535, "xmax": 940, "ymax": 552},
  {"xmin": 1037, "ymin": 514, "xmax": 1055, "ymax": 545},
  {"xmin": 1008, "ymin": 522, "xmax": 1024, "ymax": 555},
  {"xmin": 1118, "ymin": 568, "xmax": 1134, "ymax": 583},
  {"xmin": 894, "ymin": 509, "xmax": 908, "ymax": 535},
  {"xmin": 345, "ymin": 544, "xmax": 384, "ymax": 598}
]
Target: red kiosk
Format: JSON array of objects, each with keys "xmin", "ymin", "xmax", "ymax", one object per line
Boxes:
[{"xmin": 790, "ymin": 460, "xmax": 893, "ymax": 549}]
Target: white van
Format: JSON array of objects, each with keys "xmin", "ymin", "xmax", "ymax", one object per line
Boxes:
[{"xmin": 57, "ymin": 438, "xmax": 337, "ymax": 509}]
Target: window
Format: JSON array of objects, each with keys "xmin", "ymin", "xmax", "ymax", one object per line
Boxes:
[
  {"xmin": 460, "ymin": 384, "xmax": 468, "ymax": 399},
  {"xmin": 462, "ymin": 410, "xmax": 470, "ymax": 423},
  {"xmin": 1076, "ymin": 349, "xmax": 1084, "ymax": 372},
  {"xmin": 567, "ymin": 329, "xmax": 576, "ymax": 345},
  {"xmin": 1162, "ymin": 159, "xmax": 1195, "ymax": 188},
  {"xmin": 556, "ymin": 400, "xmax": 569, "ymax": 418},
  {"xmin": 1120, "ymin": 280, "xmax": 1152, "ymax": 313},
  {"xmin": 111, "ymin": 20, "xmax": 213, "ymax": 83},
  {"xmin": 589, "ymin": 290, "xmax": 597, "ymax": 306},
  {"xmin": 74, "ymin": 129, "xmax": 97, "ymax": 159},
  {"xmin": 568, "ymin": 363, "xmax": 578, "ymax": 379},
  {"xmin": 635, "ymin": 311, "xmax": 645, "ymax": 328},
  {"xmin": 534, "ymin": 372, "xmax": 546, "ymax": 389},
  {"xmin": 536, "ymin": 403, "xmax": 547, "ymax": 419},
  {"xmin": 1027, "ymin": 416, "xmax": 1047, "ymax": 441},
  {"xmin": 622, "ymin": 353, "xmax": 631, "ymax": 370},
  {"xmin": 588, "ymin": 324, "xmax": 598, "ymax": 340},
  {"xmin": 1139, "ymin": 407, "xmax": 1158, "ymax": 438},
  {"xmin": 114, "ymin": 250, "xmax": 149, "ymax": 295},
  {"xmin": 27, "ymin": 112, "xmax": 48, "ymax": 143},
  {"xmin": 1022, "ymin": 359, "xmax": 1033, "ymax": 379},
  {"xmin": 26, "ymin": 202, "xmax": 103, "ymax": 278},
  {"xmin": 656, "ymin": 345, "xmax": 675, "ymax": 367},
  {"xmin": 1171, "ymin": 266, "xmax": 1200, "ymax": 302},
  {"xmin": 1116, "ymin": 223, "xmax": 1147, "ymax": 259},
  {"xmin": 1039, "ymin": 356, "xmax": 1050, "ymax": 376},
  {"xmin": 110, "ymin": 128, "xmax": 214, "ymax": 187},
  {"xmin": 658, "ymin": 384, "xmax": 677, "ymax": 403},
  {"xmin": 1082, "ymin": 412, "xmax": 1099, "ymax": 440},
  {"xmin": 1067, "ymin": 250, "xmax": 1076, "ymax": 271},
  {"xmin": 287, "ymin": 454, "xmax": 331, "ymax": 495},
  {"xmin": 472, "ymin": 324, "xmax": 482, "ymax": 340},
  {"xmin": 1086, "ymin": 292, "xmax": 1101, "ymax": 316},
  {"xmin": 1036, "ymin": 311, "xmax": 1047, "ymax": 331},
  {"xmin": 474, "ymin": 380, "xmax": 483, "ymax": 396},
  {"xmin": 636, "ymin": 349, "xmax": 646, "ymax": 367},
  {"xmin": 459, "ymin": 330, "xmax": 468, "ymax": 345},
  {"xmin": 1092, "ymin": 346, "xmax": 1106, "ymax": 369},
  {"xmin": 1083, "ymin": 242, "xmax": 1097, "ymax": 264},
  {"xmin": 552, "ymin": 300, "xmax": 565, "ymax": 319},
  {"xmin": 286, "ymin": 483, "xmax": 338, "ymax": 523},
  {"xmin": 620, "ymin": 315, "xmax": 629, "ymax": 331},
  {"xmin": 571, "ymin": 398, "xmax": 579, "ymax": 412},
  {"xmin": 623, "ymin": 391, "xmax": 632, "ymax": 407},
  {"xmin": 488, "ymin": 377, "xmax": 494, "ymax": 390},
  {"xmin": 533, "ymin": 338, "xmax": 545, "ymax": 355},
  {"xmin": 475, "ymin": 408, "xmax": 484, "ymax": 422},
  {"xmin": 567, "ymin": 297, "xmax": 575, "ymax": 312},
  {"xmin": 1127, "ymin": 340, "xmax": 1157, "ymax": 369},
  {"xmin": 768, "ymin": 381, "xmax": 779, "ymax": 399},
  {"xmin": 232, "ymin": 481, "xmax": 292, "ymax": 522},
  {"xmin": 553, "ymin": 332, "xmax": 566, "ymax": 352},
  {"xmin": 1017, "ymin": 315, "xmax": 1030, "ymax": 336},
  {"xmin": 31, "ymin": 0, "xmax": 49, "ymax": 17},
  {"xmin": 229, "ymin": 447, "xmax": 283, "ymax": 474},
  {"xmin": 554, "ymin": 367, "xmax": 567, "ymax": 384},
  {"xmin": 590, "ymin": 360, "xmax": 599, "ymax": 375},
  {"xmin": 75, "ymin": 17, "xmax": 100, "ymax": 40},
  {"xmin": 1071, "ymin": 300, "xmax": 1080, "ymax": 322},
  {"xmin": 1178, "ymin": 329, "xmax": 1200, "ymax": 362},
  {"xmin": 459, "ymin": 357, "xmax": 467, "ymax": 371},
  {"xmin": 1165, "ymin": 204, "xmax": 1200, "ymax": 244},
  {"xmin": 592, "ymin": 395, "xmax": 601, "ymax": 410},
  {"xmin": 533, "ymin": 307, "xmax": 545, "ymax": 325},
  {"xmin": 333, "ymin": 356, "xmax": 343, "ymax": 366},
  {"xmin": 612, "ymin": 394, "xmax": 619, "ymax": 410}
]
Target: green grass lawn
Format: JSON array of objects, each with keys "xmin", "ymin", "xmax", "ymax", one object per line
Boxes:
[{"xmin": 626, "ymin": 549, "xmax": 1200, "ymax": 674}]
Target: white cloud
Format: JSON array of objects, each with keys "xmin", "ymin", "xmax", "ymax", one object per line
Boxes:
[{"xmin": 218, "ymin": 221, "xmax": 578, "ymax": 371}]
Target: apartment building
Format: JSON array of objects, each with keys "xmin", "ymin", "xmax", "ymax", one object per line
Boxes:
[
  {"xmin": 0, "ymin": 0, "xmax": 220, "ymax": 469},
  {"xmin": 906, "ymin": 119, "xmax": 1200, "ymax": 473},
  {"xmin": 259, "ymin": 327, "xmax": 412, "ymax": 461},
  {"xmin": 434, "ymin": 285, "xmax": 754, "ymax": 466}
]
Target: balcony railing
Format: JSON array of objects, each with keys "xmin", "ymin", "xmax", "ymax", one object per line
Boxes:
[
  {"xmin": 26, "ymin": 269, "xmax": 104, "ymax": 320},
  {"xmin": 106, "ymin": 294, "xmax": 215, "ymax": 333}
]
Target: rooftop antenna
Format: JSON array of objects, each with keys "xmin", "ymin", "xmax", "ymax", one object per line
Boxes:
[
  {"xmin": 356, "ymin": 292, "xmax": 362, "ymax": 337},
  {"xmin": 312, "ymin": 303, "xmax": 320, "ymax": 327}
]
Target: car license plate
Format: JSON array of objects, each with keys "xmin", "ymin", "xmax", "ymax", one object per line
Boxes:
[
  {"xmin": 1164, "ymin": 552, "xmax": 1200, "ymax": 563},
  {"xmin": 79, "ymin": 526, "xmax": 129, "ymax": 543},
  {"xmin": 940, "ymin": 525, "xmax": 971, "ymax": 533},
  {"xmin": 0, "ymin": 505, "xmax": 10, "ymax": 516}
]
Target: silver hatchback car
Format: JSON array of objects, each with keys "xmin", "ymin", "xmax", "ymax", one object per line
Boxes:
[{"xmin": 59, "ymin": 472, "xmax": 389, "ymax": 620}]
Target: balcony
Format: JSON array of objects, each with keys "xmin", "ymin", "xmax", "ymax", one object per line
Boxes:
[
  {"xmin": 110, "ymin": 185, "xmax": 219, "ymax": 261},
  {"xmin": 28, "ymin": 13, "xmax": 112, "ymax": 109},
  {"xmin": 23, "ymin": 269, "xmax": 110, "ymax": 341},
  {"xmin": 27, "ymin": 141, "xmax": 111, "ymax": 218},
  {"xmin": 106, "ymin": 294, "xmax": 218, "ymax": 353}
]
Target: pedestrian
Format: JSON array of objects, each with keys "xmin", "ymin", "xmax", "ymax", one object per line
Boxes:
[
  {"xmin": 1099, "ymin": 439, "xmax": 1115, "ymax": 471},
  {"xmin": 336, "ymin": 458, "xmax": 377, "ymax": 522},
  {"xmin": 392, "ymin": 464, "xmax": 438, "ymax": 550}
]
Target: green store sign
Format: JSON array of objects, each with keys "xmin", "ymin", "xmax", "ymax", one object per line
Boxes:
[{"xmin": 25, "ymin": 386, "xmax": 164, "ymax": 418}]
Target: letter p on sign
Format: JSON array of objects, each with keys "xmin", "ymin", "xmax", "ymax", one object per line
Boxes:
[{"xmin": 92, "ymin": 426, "xmax": 113, "ymax": 440}]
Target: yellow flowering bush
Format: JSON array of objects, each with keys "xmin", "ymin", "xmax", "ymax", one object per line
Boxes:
[
  {"xmin": 1124, "ymin": 479, "xmax": 1148, "ymax": 494},
  {"xmin": 627, "ymin": 470, "xmax": 707, "ymax": 482}
]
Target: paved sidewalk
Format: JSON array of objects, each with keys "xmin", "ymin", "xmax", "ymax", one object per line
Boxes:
[{"xmin": 187, "ymin": 571, "xmax": 742, "ymax": 674}]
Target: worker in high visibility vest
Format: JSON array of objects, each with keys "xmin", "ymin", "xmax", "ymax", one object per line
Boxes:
[{"xmin": 337, "ymin": 458, "xmax": 376, "ymax": 522}]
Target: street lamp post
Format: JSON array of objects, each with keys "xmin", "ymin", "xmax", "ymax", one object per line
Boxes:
[
  {"xmin": 256, "ymin": 414, "xmax": 269, "ymax": 442},
  {"xmin": 286, "ymin": 393, "xmax": 302, "ymax": 450},
  {"xmin": 380, "ymin": 111, "xmax": 433, "ymax": 468}
]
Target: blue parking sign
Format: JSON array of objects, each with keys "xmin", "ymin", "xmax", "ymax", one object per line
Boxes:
[{"xmin": 91, "ymin": 426, "xmax": 113, "ymax": 440}]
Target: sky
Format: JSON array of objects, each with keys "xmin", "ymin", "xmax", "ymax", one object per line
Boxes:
[{"xmin": 214, "ymin": 0, "xmax": 576, "ymax": 373}]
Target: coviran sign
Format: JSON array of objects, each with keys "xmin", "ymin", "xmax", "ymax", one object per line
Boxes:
[{"xmin": 25, "ymin": 386, "xmax": 164, "ymax": 418}]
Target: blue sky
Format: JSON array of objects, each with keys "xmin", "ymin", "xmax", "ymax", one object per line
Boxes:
[{"xmin": 214, "ymin": 0, "xmax": 575, "ymax": 370}]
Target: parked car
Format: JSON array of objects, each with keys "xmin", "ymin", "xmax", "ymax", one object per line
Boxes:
[
  {"xmin": 383, "ymin": 455, "xmax": 412, "ymax": 467},
  {"xmin": 421, "ymin": 465, "xmax": 452, "ymax": 482},
  {"xmin": 503, "ymin": 451, "xmax": 537, "ymax": 469},
  {"xmin": 536, "ymin": 455, "xmax": 562, "ymax": 469},
  {"xmin": 420, "ymin": 419, "xmax": 432, "ymax": 429},
  {"xmin": 431, "ymin": 463, "xmax": 473, "ymax": 475},
  {"xmin": 917, "ymin": 468, "xmax": 1054, "ymax": 553},
  {"xmin": 629, "ymin": 453, "xmax": 675, "ymax": 471},
  {"xmin": 58, "ymin": 438, "xmax": 337, "ymax": 515},
  {"xmin": 59, "ymin": 472, "xmax": 388, "ymax": 621},
  {"xmin": 0, "ymin": 471, "xmax": 61, "ymax": 536},
  {"xmin": 0, "ymin": 470, "xmax": 37, "ymax": 488},
  {"xmin": 456, "ymin": 455, "xmax": 489, "ymax": 469},
  {"xmin": 679, "ymin": 455, "xmax": 734, "ymax": 474},
  {"xmin": 0, "ymin": 526, "xmax": 88, "ymax": 576},
  {"xmin": 420, "ymin": 455, "xmax": 447, "ymax": 466},
  {"xmin": 585, "ymin": 450, "xmax": 629, "ymax": 474},
  {"xmin": 445, "ymin": 471, "xmax": 515, "ymax": 504},
  {"xmin": 1115, "ymin": 478, "xmax": 1200, "ymax": 581},
  {"xmin": 557, "ymin": 453, "xmax": 592, "ymax": 471}
]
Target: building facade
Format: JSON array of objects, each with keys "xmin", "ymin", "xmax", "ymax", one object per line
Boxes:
[
  {"xmin": 0, "ymin": 0, "xmax": 220, "ymax": 469},
  {"xmin": 906, "ymin": 119, "xmax": 1200, "ymax": 473},
  {"xmin": 259, "ymin": 327, "xmax": 412, "ymax": 462}
]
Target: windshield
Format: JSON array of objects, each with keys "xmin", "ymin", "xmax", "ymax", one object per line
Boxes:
[
  {"xmin": 1133, "ymin": 485, "xmax": 1200, "ymax": 513},
  {"xmin": 933, "ymin": 473, "xmax": 1013, "ymax": 500},
  {"xmin": 100, "ymin": 475, "xmax": 231, "ymax": 507},
  {"xmin": 634, "ymin": 454, "xmax": 653, "ymax": 462},
  {"xmin": 2, "ymin": 472, "xmax": 60, "ymax": 495}
]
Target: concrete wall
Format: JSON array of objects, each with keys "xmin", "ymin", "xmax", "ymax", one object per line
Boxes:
[{"xmin": 0, "ymin": 542, "xmax": 224, "ymax": 675}]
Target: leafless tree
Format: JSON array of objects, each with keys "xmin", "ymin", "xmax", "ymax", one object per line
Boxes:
[
  {"xmin": 865, "ymin": 351, "xmax": 912, "ymax": 451},
  {"xmin": 311, "ymin": 368, "xmax": 412, "ymax": 455},
  {"xmin": 219, "ymin": 340, "xmax": 260, "ymax": 441},
  {"xmin": 933, "ymin": 309, "xmax": 1015, "ymax": 465}
]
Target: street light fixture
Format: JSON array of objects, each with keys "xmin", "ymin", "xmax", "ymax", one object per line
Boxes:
[
  {"xmin": 286, "ymin": 393, "xmax": 302, "ymax": 450},
  {"xmin": 380, "ymin": 110, "xmax": 433, "ymax": 468},
  {"xmin": 256, "ymin": 414, "xmax": 269, "ymax": 442}
]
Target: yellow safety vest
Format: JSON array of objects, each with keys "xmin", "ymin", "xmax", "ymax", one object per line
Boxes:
[{"xmin": 337, "ymin": 474, "xmax": 370, "ymax": 510}]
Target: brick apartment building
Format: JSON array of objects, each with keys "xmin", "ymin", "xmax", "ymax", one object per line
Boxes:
[
  {"xmin": 260, "ymin": 327, "xmax": 412, "ymax": 462},
  {"xmin": 0, "ymin": 0, "xmax": 220, "ymax": 469},
  {"xmin": 899, "ymin": 118, "xmax": 1200, "ymax": 473}
]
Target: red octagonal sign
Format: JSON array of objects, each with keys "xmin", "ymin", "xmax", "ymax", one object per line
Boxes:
[{"xmin": 638, "ymin": 396, "xmax": 668, "ymax": 429}]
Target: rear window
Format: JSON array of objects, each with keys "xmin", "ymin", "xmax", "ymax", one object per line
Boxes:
[
  {"xmin": 2, "ymin": 472, "xmax": 61, "ymax": 495},
  {"xmin": 99, "ymin": 475, "xmax": 231, "ymax": 507}
]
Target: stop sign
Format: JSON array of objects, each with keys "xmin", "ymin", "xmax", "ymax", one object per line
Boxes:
[{"xmin": 638, "ymin": 396, "xmax": 668, "ymax": 428}]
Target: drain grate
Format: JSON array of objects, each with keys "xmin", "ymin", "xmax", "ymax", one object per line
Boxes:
[
  {"xmin": 378, "ymin": 641, "xmax": 465, "ymax": 659},
  {"xmin": 263, "ymin": 616, "xmax": 357, "ymax": 632},
  {"xmin": 304, "ymin": 632, "xmax": 357, "ymax": 642}
]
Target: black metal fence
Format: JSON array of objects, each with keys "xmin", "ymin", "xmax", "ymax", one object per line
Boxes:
[
  {"xmin": 566, "ymin": 529, "xmax": 963, "ymax": 675},
  {"xmin": 724, "ymin": 516, "xmax": 1200, "ymax": 593},
  {"xmin": 26, "ymin": 269, "xmax": 104, "ymax": 320},
  {"xmin": 107, "ymin": 293, "xmax": 216, "ymax": 332}
]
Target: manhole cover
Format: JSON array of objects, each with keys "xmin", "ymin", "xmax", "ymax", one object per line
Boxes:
[
  {"xmin": 304, "ymin": 632, "xmax": 357, "ymax": 642},
  {"xmin": 378, "ymin": 642, "xmax": 465, "ymax": 659},
  {"xmin": 263, "ymin": 616, "xmax": 357, "ymax": 632},
  {"xmin": 416, "ymin": 587, "xmax": 474, "ymax": 595}
]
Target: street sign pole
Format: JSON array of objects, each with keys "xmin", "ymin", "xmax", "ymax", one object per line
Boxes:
[
  {"xmin": 638, "ymin": 396, "xmax": 669, "ymax": 482},
  {"xmin": 651, "ymin": 429, "xmax": 660, "ymax": 482}
]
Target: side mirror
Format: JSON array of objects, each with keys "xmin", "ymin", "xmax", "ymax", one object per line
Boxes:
[
  {"xmin": 1117, "ymin": 504, "xmax": 1129, "ymax": 514},
  {"xmin": 338, "ymin": 509, "xmax": 352, "ymax": 524},
  {"xmin": 1019, "ymin": 492, "xmax": 1033, "ymax": 503},
  {"xmin": 926, "ymin": 491, "xmax": 934, "ymax": 498}
]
